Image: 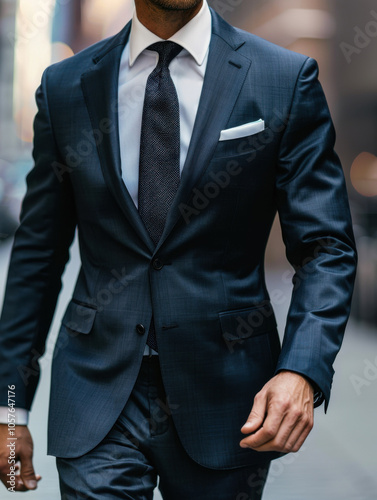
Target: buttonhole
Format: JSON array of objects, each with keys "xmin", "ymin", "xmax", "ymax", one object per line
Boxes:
[
  {"xmin": 228, "ymin": 60, "xmax": 241, "ymax": 69},
  {"xmin": 162, "ymin": 324, "xmax": 179, "ymax": 331}
]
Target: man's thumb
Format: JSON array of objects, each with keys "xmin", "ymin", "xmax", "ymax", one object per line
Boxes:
[
  {"xmin": 20, "ymin": 455, "xmax": 38, "ymax": 490},
  {"xmin": 241, "ymin": 392, "xmax": 267, "ymax": 434}
]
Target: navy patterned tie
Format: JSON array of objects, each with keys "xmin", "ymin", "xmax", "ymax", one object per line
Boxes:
[{"xmin": 139, "ymin": 41, "xmax": 183, "ymax": 351}]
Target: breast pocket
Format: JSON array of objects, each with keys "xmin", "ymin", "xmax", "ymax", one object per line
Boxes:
[{"xmin": 212, "ymin": 127, "xmax": 274, "ymax": 160}]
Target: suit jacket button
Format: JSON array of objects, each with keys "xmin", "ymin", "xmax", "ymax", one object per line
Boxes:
[
  {"xmin": 136, "ymin": 324, "xmax": 146, "ymax": 335},
  {"xmin": 152, "ymin": 258, "xmax": 164, "ymax": 270}
]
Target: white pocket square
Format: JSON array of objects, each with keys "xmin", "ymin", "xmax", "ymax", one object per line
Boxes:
[{"xmin": 219, "ymin": 119, "xmax": 265, "ymax": 141}]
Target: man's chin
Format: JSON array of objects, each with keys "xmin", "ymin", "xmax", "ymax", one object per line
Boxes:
[{"xmin": 147, "ymin": 0, "xmax": 203, "ymax": 11}]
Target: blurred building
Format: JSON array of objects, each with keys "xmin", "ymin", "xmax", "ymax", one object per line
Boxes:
[
  {"xmin": 333, "ymin": 0, "xmax": 377, "ymax": 323},
  {"xmin": 0, "ymin": 0, "xmax": 19, "ymax": 161},
  {"xmin": 0, "ymin": 0, "xmax": 28, "ymax": 239}
]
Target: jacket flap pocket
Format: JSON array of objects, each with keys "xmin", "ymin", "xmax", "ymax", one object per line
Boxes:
[
  {"xmin": 61, "ymin": 299, "xmax": 97, "ymax": 334},
  {"xmin": 219, "ymin": 302, "xmax": 276, "ymax": 342}
]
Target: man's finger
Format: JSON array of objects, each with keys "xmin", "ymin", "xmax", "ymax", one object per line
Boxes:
[
  {"xmin": 274, "ymin": 396, "xmax": 314, "ymax": 452},
  {"xmin": 242, "ymin": 403, "xmax": 313, "ymax": 452},
  {"xmin": 13, "ymin": 473, "xmax": 42, "ymax": 492},
  {"xmin": 281, "ymin": 413, "xmax": 313, "ymax": 453},
  {"xmin": 19, "ymin": 454, "xmax": 38, "ymax": 490},
  {"xmin": 243, "ymin": 412, "xmax": 289, "ymax": 449},
  {"xmin": 246, "ymin": 416, "xmax": 300, "ymax": 452},
  {"xmin": 240, "ymin": 403, "xmax": 288, "ymax": 449},
  {"xmin": 241, "ymin": 392, "xmax": 267, "ymax": 435},
  {"xmin": 0, "ymin": 469, "xmax": 27, "ymax": 492}
]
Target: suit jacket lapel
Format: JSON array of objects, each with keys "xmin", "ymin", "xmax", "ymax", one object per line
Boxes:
[
  {"xmin": 156, "ymin": 10, "xmax": 251, "ymax": 251},
  {"xmin": 80, "ymin": 11, "xmax": 251, "ymax": 254},
  {"xmin": 81, "ymin": 22, "xmax": 155, "ymax": 253}
]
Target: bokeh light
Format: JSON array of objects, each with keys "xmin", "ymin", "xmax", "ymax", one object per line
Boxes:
[
  {"xmin": 351, "ymin": 152, "xmax": 377, "ymax": 197},
  {"xmin": 13, "ymin": 0, "xmax": 55, "ymax": 142},
  {"xmin": 51, "ymin": 42, "xmax": 74, "ymax": 64}
]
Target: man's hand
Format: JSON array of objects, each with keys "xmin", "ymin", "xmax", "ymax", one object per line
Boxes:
[
  {"xmin": 0, "ymin": 424, "xmax": 41, "ymax": 491},
  {"xmin": 240, "ymin": 370, "xmax": 314, "ymax": 453}
]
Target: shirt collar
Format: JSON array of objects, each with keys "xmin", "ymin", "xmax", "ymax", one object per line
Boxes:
[{"xmin": 129, "ymin": 0, "xmax": 211, "ymax": 67}]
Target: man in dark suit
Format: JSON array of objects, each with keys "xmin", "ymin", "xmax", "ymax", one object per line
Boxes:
[{"xmin": 0, "ymin": 0, "xmax": 357, "ymax": 498}]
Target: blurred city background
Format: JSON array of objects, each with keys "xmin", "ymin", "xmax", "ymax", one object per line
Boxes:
[{"xmin": 0, "ymin": 0, "xmax": 376, "ymax": 498}]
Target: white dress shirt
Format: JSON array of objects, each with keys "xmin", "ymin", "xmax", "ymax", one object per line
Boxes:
[
  {"xmin": 118, "ymin": 0, "xmax": 211, "ymax": 207},
  {"xmin": 121, "ymin": 2, "xmax": 211, "ymax": 358},
  {"xmin": 0, "ymin": 2, "xmax": 212, "ymax": 425}
]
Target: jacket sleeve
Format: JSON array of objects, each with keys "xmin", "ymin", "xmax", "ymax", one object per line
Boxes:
[
  {"xmin": 274, "ymin": 57, "xmax": 357, "ymax": 410},
  {"xmin": 0, "ymin": 67, "xmax": 77, "ymax": 411}
]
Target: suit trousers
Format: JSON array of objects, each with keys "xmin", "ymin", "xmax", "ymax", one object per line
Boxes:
[{"xmin": 56, "ymin": 357, "xmax": 270, "ymax": 500}]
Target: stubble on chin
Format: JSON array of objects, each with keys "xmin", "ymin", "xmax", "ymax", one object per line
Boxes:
[{"xmin": 146, "ymin": 0, "xmax": 202, "ymax": 11}]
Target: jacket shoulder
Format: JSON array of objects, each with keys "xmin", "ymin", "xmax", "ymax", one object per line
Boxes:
[
  {"xmin": 211, "ymin": 10, "xmax": 309, "ymax": 74},
  {"xmin": 236, "ymin": 27, "xmax": 310, "ymax": 76},
  {"xmin": 44, "ymin": 39, "xmax": 107, "ymax": 80},
  {"xmin": 42, "ymin": 22, "xmax": 130, "ymax": 85},
  {"xmin": 236, "ymin": 27, "xmax": 313, "ymax": 85}
]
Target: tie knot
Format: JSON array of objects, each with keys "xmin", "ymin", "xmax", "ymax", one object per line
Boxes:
[{"xmin": 148, "ymin": 41, "xmax": 183, "ymax": 68}]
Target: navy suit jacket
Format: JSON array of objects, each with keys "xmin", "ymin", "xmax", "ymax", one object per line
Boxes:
[{"xmin": 0, "ymin": 10, "xmax": 357, "ymax": 469}]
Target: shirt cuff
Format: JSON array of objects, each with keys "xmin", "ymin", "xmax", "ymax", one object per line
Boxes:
[{"xmin": 0, "ymin": 406, "xmax": 29, "ymax": 425}]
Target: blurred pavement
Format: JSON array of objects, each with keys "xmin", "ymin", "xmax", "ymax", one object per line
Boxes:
[{"xmin": 0, "ymin": 238, "xmax": 376, "ymax": 499}]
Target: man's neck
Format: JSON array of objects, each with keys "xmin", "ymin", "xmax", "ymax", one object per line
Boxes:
[{"xmin": 134, "ymin": 0, "xmax": 203, "ymax": 39}]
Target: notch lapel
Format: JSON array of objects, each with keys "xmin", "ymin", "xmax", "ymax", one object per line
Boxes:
[
  {"xmin": 156, "ymin": 12, "xmax": 251, "ymax": 252},
  {"xmin": 81, "ymin": 23, "xmax": 155, "ymax": 253}
]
